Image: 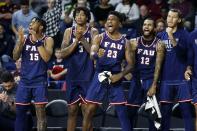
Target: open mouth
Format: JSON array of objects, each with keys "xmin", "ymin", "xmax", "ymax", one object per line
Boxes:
[{"xmin": 144, "ymin": 29, "xmax": 150, "ymax": 33}]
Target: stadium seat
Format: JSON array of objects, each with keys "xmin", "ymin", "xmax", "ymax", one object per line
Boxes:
[{"xmin": 46, "ymin": 99, "xmax": 68, "ymax": 117}]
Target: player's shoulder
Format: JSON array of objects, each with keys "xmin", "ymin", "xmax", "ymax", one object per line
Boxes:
[
  {"xmin": 129, "ymin": 37, "xmax": 139, "ymax": 45},
  {"xmin": 129, "ymin": 37, "xmax": 138, "ymax": 42}
]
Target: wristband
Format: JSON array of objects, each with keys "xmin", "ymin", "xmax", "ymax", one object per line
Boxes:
[{"xmin": 36, "ymin": 40, "xmax": 43, "ymax": 47}]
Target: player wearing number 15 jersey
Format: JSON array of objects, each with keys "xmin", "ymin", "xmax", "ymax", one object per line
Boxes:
[
  {"xmin": 61, "ymin": 7, "xmax": 98, "ymax": 131},
  {"xmin": 13, "ymin": 17, "xmax": 54, "ymax": 131}
]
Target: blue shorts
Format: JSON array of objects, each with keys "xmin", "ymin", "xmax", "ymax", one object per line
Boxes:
[
  {"xmin": 191, "ymin": 77, "xmax": 197, "ymax": 104},
  {"xmin": 127, "ymin": 79, "xmax": 153, "ymax": 107},
  {"xmin": 16, "ymin": 82, "xmax": 48, "ymax": 105},
  {"xmin": 85, "ymin": 72, "xmax": 127, "ymax": 105},
  {"xmin": 66, "ymin": 80, "xmax": 91, "ymax": 105},
  {"xmin": 160, "ymin": 80, "xmax": 192, "ymax": 103}
]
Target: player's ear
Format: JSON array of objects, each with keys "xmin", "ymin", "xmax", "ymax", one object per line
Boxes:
[{"xmin": 178, "ymin": 18, "xmax": 181, "ymax": 23}]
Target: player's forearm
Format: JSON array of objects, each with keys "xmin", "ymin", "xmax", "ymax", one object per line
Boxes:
[
  {"xmin": 153, "ymin": 48, "xmax": 165, "ymax": 84},
  {"xmin": 37, "ymin": 46, "xmax": 52, "ymax": 62},
  {"xmin": 90, "ymin": 44, "xmax": 99, "ymax": 60},
  {"xmin": 13, "ymin": 41, "xmax": 23, "ymax": 60},
  {"xmin": 119, "ymin": 64, "xmax": 132, "ymax": 78},
  {"xmin": 61, "ymin": 41, "xmax": 78, "ymax": 58}
]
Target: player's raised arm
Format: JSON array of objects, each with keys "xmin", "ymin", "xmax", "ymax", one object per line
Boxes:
[
  {"xmin": 80, "ymin": 28, "xmax": 99, "ymax": 53},
  {"xmin": 13, "ymin": 26, "xmax": 25, "ymax": 61},
  {"xmin": 37, "ymin": 37, "xmax": 54, "ymax": 62},
  {"xmin": 90, "ymin": 34, "xmax": 104, "ymax": 60}
]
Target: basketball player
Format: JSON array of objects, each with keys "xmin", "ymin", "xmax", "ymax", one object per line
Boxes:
[
  {"xmin": 185, "ymin": 29, "xmax": 197, "ymax": 131},
  {"xmin": 127, "ymin": 18, "xmax": 165, "ymax": 130},
  {"xmin": 61, "ymin": 7, "xmax": 98, "ymax": 131},
  {"xmin": 13, "ymin": 17, "xmax": 54, "ymax": 131},
  {"xmin": 82, "ymin": 11, "xmax": 133, "ymax": 131},
  {"xmin": 157, "ymin": 9, "xmax": 194, "ymax": 131}
]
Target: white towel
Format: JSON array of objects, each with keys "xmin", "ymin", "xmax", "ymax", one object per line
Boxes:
[
  {"xmin": 145, "ymin": 95, "xmax": 162, "ymax": 129},
  {"xmin": 98, "ymin": 71, "xmax": 112, "ymax": 84}
]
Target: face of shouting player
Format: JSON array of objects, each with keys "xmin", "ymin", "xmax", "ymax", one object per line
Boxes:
[
  {"xmin": 29, "ymin": 18, "xmax": 42, "ymax": 34},
  {"xmin": 105, "ymin": 14, "xmax": 120, "ymax": 33},
  {"xmin": 75, "ymin": 10, "xmax": 87, "ymax": 25},
  {"xmin": 142, "ymin": 19, "xmax": 155, "ymax": 37}
]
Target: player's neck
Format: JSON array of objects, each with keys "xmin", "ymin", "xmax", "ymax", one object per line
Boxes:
[
  {"xmin": 31, "ymin": 33, "xmax": 44, "ymax": 42},
  {"xmin": 76, "ymin": 24, "xmax": 87, "ymax": 31},
  {"xmin": 106, "ymin": 30, "xmax": 122, "ymax": 40},
  {"xmin": 56, "ymin": 58, "xmax": 63, "ymax": 63},
  {"xmin": 142, "ymin": 35, "xmax": 154, "ymax": 41},
  {"xmin": 171, "ymin": 26, "xmax": 178, "ymax": 33}
]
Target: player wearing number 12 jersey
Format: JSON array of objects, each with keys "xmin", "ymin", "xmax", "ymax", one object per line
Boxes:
[
  {"xmin": 61, "ymin": 7, "xmax": 98, "ymax": 131},
  {"xmin": 127, "ymin": 18, "xmax": 165, "ymax": 130}
]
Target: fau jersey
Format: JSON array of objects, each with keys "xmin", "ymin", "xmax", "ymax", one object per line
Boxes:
[
  {"xmin": 135, "ymin": 37, "xmax": 159, "ymax": 80},
  {"xmin": 157, "ymin": 28, "xmax": 190, "ymax": 82},
  {"xmin": 96, "ymin": 32, "xmax": 126, "ymax": 73},
  {"xmin": 67, "ymin": 26, "xmax": 94, "ymax": 82},
  {"xmin": 20, "ymin": 35, "xmax": 48, "ymax": 85}
]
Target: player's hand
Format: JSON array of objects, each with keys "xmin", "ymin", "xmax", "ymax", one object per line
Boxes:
[
  {"xmin": 29, "ymin": 29, "xmax": 38, "ymax": 42},
  {"xmin": 184, "ymin": 68, "xmax": 192, "ymax": 81},
  {"xmin": 98, "ymin": 48, "xmax": 105, "ymax": 58},
  {"xmin": 110, "ymin": 73, "xmax": 123, "ymax": 83},
  {"xmin": 18, "ymin": 26, "xmax": 25, "ymax": 43},
  {"xmin": 147, "ymin": 83, "xmax": 156, "ymax": 96},
  {"xmin": 75, "ymin": 27, "xmax": 83, "ymax": 41},
  {"xmin": 0, "ymin": 92, "xmax": 8, "ymax": 102}
]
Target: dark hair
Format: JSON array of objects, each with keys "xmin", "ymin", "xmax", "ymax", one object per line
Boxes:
[
  {"xmin": 169, "ymin": 8, "xmax": 182, "ymax": 18},
  {"xmin": 1, "ymin": 71, "xmax": 14, "ymax": 83},
  {"xmin": 168, "ymin": 8, "xmax": 183, "ymax": 28},
  {"xmin": 156, "ymin": 18, "xmax": 166, "ymax": 26},
  {"xmin": 73, "ymin": 7, "xmax": 91, "ymax": 23},
  {"xmin": 108, "ymin": 11, "xmax": 124, "ymax": 23},
  {"xmin": 32, "ymin": 17, "xmax": 47, "ymax": 32},
  {"xmin": 144, "ymin": 17, "xmax": 156, "ymax": 27},
  {"xmin": 20, "ymin": 0, "xmax": 29, "ymax": 6}
]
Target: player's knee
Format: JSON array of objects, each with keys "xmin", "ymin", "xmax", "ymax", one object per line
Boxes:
[
  {"xmin": 68, "ymin": 106, "xmax": 78, "ymax": 117},
  {"xmin": 85, "ymin": 105, "xmax": 96, "ymax": 117}
]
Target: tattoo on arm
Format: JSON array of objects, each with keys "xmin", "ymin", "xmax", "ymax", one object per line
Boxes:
[
  {"xmin": 90, "ymin": 34, "xmax": 102, "ymax": 60},
  {"xmin": 61, "ymin": 28, "xmax": 79, "ymax": 58},
  {"xmin": 153, "ymin": 41, "xmax": 165, "ymax": 84},
  {"xmin": 120, "ymin": 40, "xmax": 135, "ymax": 77}
]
